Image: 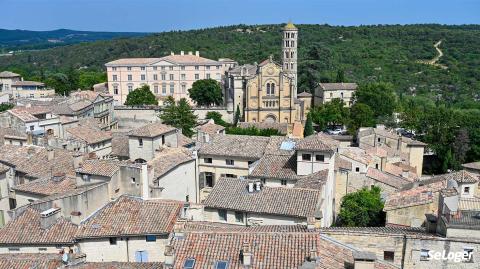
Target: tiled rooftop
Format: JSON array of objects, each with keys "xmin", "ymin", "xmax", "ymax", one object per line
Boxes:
[
  {"xmin": 105, "ymin": 53, "xmax": 220, "ymax": 66},
  {"xmin": 0, "ymin": 71, "xmax": 21, "ymax": 78},
  {"xmin": 366, "ymin": 167, "xmax": 411, "ymax": 189},
  {"xmin": 203, "ymin": 178, "xmax": 322, "ymax": 218},
  {"xmin": 111, "ymin": 132, "xmax": 130, "ymax": 158},
  {"xmin": 148, "ymin": 147, "xmax": 194, "ymax": 181},
  {"xmin": 196, "ymin": 122, "xmax": 225, "ymax": 135},
  {"xmin": 0, "ymin": 254, "xmax": 61, "ymax": 269},
  {"xmin": 463, "ymin": 161, "xmax": 480, "ymax": 171},
  {"xmin": 0, "ymin": 127, "xmax": 27, "ymax": 145},
  {"xmin": 129, "ymin": 122, "xmax": 177, "ymax": 138},
  {"xmin": 0, "ymin": 208, "xmax": 77, "ymax": 245},
  {"xmin": 76, "ymin": 159, "xmax": 127, "ymax": 177},
  {"xmin": 0, "ymin": 145, "xmax": 78, "ymax": 179},
  {"xmin": 318, "ymin": 82, "xmax": 358, "ymax": 91},
  {"xmin": 384, "ymin": 180, "xmax": 446, "ymax": 211},
  {"xmin": 69, "ymin": 262, "xmax": 164, "ymax": 268},
  {"xmin": 77, "ymin": 195, "xmax": 182, "ymax": 238},
  {"xmin": 66, "ymin": 126, "xmax": 112, "ymax": 144},
  {"xmin": 13, "ymin": 175, "xmax": 77, "ymax": 196},
  {"xmin": 199, "ymin": 134, "xmax": 270, "ymax": 159},
  {"xmin": 296, "ymin": 133, "xmax": 338, "ymax": 152}
]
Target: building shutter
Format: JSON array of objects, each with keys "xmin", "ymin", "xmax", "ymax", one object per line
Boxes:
[{"xmin": 199, "ymin": 172, "xmax": 205, "ymax": 189}]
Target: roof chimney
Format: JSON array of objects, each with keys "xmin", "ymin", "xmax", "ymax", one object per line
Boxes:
[
  {"xmin": 73, "ymin": 152, "xmax": 84, "ymax": 169},
  {"xmin": 180, "ymin": 51, "xmax": 184, "ymax": 56},
  {"xmin": 171, "ymin": 51, "xmax": 174, "ymax": 56},
  {"xmin": 47, "ymin": 147, "xmax": 54, "ymax": 161},
  {"xmin": 195, "ymin": 51, "xmax": 200, "ymax": 57},
  {"xmin": 164, "ymin": 244, "xmax": 175, "ymax": 267},
  {"xmin": 188, "ymin": 51, "xmax": 193, "ymax": 55},
  {"xmin": 240, "ymin": 242, "xmax": 252, "ymax": 266},
  {"xmin": 255, "ymin": 181, "xmax": 262, "ymax": 191},
  {"xmin": 40, "ymin": 208, "xmax": 61, "ymax": 229},
  {"xmin": 247, "ymin": 182, "xmax": 254, "ymax": 193},
  {"xmin": 353, "ymin": 251, "xmax": 376, "ymax": 269}
]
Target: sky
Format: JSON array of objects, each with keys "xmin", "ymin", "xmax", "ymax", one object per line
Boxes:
[{"xmin": 1, "ymin": 0, "xmax": 479, "ymax": 32}]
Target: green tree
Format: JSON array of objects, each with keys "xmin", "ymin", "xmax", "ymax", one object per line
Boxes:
[
  {"xmin": 160, "ymin": 97, "xmax": 197, "ymax": 137},
  {"xmin": 206, "ymin": 111, "xmax": 230, "ymax": 127},
  {"xmin": 310, "ymin": 99, "xmax": 349, "ymax": 129},
  {"xmin": 335, "ymin": 69, "xmax": 345, "ymax": 83},
  {"xmin": 0, "ymin": 103, "xmax": 14, "ymax": 112},
  {"xmin": 233, "ymin": 105, "xmax": 241, "ymax": 126},
  {"xmin": 304, "ymin": 113, "xmax": 314, "ymax": 137},
  {"xmin": 338, "ymin": 186, "xmax": 386, "ymax": 227},
  {"xmin": 354, "ymin": 82, "xmax": 397, "ymax": 119},
  {"xmin": 124, "ymin": 85, "xmax": 158, "ymax": 106},
  {"xmin": 226, "ymin": 126, "xmax": 282, "ymax": 137},
  {"xmin": 347, "ymin": 103, "xmax": 375, "ymax": 134},
  {"xmin": 188, "ymin": 79, "xmax": 223, "ymax": 107},
  {"xmin": 78, "ymin": 70, "xmax": 107, "ymax": 90}
]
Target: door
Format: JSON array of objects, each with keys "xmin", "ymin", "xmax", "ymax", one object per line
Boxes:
[{"xmin": 135, "ymin": 251, "xmax": 149, "ymax": 262}]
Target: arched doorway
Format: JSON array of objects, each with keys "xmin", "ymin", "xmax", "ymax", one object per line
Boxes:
[{"xmin": 264, "ymin": 115, "xmax": 276, "ymax": 123}]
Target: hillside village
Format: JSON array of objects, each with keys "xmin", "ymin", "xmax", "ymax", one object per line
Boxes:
[{"xmin": 0, "ymin": 22, "xmax": 478, "ymax": 269}]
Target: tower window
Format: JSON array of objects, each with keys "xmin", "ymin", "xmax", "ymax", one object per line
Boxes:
[{"xmin": 285, "ymin": 51, "xmax": 289, "ymax": 58}]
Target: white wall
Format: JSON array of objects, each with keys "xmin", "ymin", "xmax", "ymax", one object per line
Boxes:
[{"xmin": 155, "ymin": 160, "xmax": 197, "ymax": 202}]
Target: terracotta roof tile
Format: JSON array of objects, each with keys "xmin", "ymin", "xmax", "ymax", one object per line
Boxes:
[
  {"xmin": 13, "ymin": 175, "xmax": 77, "ymax": 196},
  {"xmin": 296, "ymin": 133, "xmax": 338, "ymax": 152},
  {"xmin": 199, "ymin": 134, "xmax": 270, "ymax": 159},
  {"xmin": 318, "ymin": 83, "xmax": 358, "ymax": 91},
  {"xmin": 0, "ymin": 254, "xmax": 61, "ymax": 269},
  {"xmin": 0, "ymin": 208, "xmax": 77, "ymax": 245},
  {"xmin": 463, "ymin": 162, "xmax": 480, "ymax": 171},
  {"xmin": 366, "ymin": 168, "xmax": 411, "ymax": 189},
  {"xmin": 203, "ymin": 178, "xmax": 322, "ymax": 218},
  {"xmin": 66, "ymin": 126, "xmax": 112, "ymax": 144},
  {"xmin": 384, "ymin": 180, "xmax": 446, "ymax": 211},
  {"xmin": 129, "ymin": 122, "xmax": 177, "ymax": 138},
  {"xmin": 196, "ymin": 122, "xmax": 225, "ymax": 135},
  {"xmin": 70, "ymin": 262, "xmax": 164, "ymax": 268},
  {"xmin": 76, "ymin": 159, "xmax": 127, "ymax": 177},
  {"xmin": 0, "ymin": 71, "xmax": 21, "ymax": 78},
  {"xmin": 149, "ymin": 147, "xmax": 194, "ymax": 180},
  {"xmin": 111, "ymin": 133, "xmax": 130, "ymax": 158},
  {"xmin": 77, "ymin": 196, "xmax": 182, "ymax": 238}
]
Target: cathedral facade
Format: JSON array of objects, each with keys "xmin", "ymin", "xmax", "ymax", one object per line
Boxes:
[{"xmin": 225, "ymin": 22, "xmax": 311, "ymax": 124}]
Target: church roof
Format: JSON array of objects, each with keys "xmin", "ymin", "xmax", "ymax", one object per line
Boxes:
[{"xmin": 284, "ymin": 21, "xmax": 297, "ymax": 30}]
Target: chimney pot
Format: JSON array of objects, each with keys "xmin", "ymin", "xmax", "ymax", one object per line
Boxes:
[
  {"xmin": 180, "ymin": 51, "xmax": 184, "ymax": 55},
  {"xmin": 195, "ymin": 51, "xmax": 199, "ymax": 57},
  {"xmin": 40, "ymin": 208, "xmax": 61, "ymax": 229},
  {"xmin": 188, "ymin": 51, "xmax": 193, "ymax": 55},
  {"xmin": 248, "ymin": 182, "xmax": 254, "ymax": 193}
]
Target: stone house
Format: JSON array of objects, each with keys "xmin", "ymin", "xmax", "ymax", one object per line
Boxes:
[
  {"xmin": 76, "ymin": 195, "xmax": 183, "ymax": 263},
  {"xmin": 64, "ymin": 125, "xmax": 112, "ymax": 158},
  {"xmin": 314, "ymin": 82, "xmax": 358, "ymax": 107},
  {"xmin": 128, "ymin": 122, "xmax": 179, "ymax": 162},
  {"xmin": 0, "ymin": 106, "xmax": 61, "ymax": 137},
  {"xmin": 195, "ymin": 120, "xmax": 225, "ymax": 142}
]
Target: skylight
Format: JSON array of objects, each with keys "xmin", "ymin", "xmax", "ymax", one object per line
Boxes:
[
  {"xmin": 215, "ymin": 260, "xmax": 229, "ymax": 269},
  {"xmin": 184, "ymin": 258, "xmax": 195, "ymax": 269},
  {"xmin": 280, "ymin": 140, "xmax": 296, "ymax": 150}
]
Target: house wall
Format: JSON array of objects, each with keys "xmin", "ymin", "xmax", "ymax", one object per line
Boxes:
[
  {"xmin": 322, "ymin": 230, "xmax": 480, "ymax": 269},
  {"xmin": 87, "ymin": 139, "xmax": 112, "ymax": 159},
  {"xmin": 0, "ymin": 171, "xmax": 9, "ymax": 227},
  {"xmin": 386, "ymin": 202, "xmax": 437, "ymax": 227},
  {"xmin": 314, "ymin": 88, "xmax": 355, "ymax": 107},
  {"xmin": 78, "ymin": 235, "xmax": 169, "ymax": 262},
  {"xmin": 203, "ymin": 208, "xmax": 306, "ymax": 226},
  {"xmin": 406, "ymin": 145, "xmax": 424, "ymax": 177},
  {"xmin": 155, "ymin": 160, "xmax": 197, "ymax": 203},
  {"xmin": 128, "ymin": 130, "xmax": 178, "ymax": 162},
  {"xmin": 296, "ymin": 150, "xmax": 332, "ymax": 176},
  {"xmin": 0, "ymin": 245, "xmax": 71, "ymax": 254}
]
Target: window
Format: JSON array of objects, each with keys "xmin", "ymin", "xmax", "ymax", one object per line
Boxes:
[
  {"xmin": 420, "ymin": 249, "xmax": 430, "ymax": 261},
  {"xmin": 206, "ymin": 66, "xmax": 210, "ymax": 70},
  {"xmin": 316, "ymin": 155, "xmax": 325, "ymax": 162},
  {"xmin": 464, "ymin": 247, "xmax": 474, "ymax": 262},
  {"xmin": 302, "ymin": 154, "xmax": 311, "ymax": 161},
  {"xmin": 355, "ymin": 167, "xmax": 360, "ymax": 172},
  {"xmin": 384, "ymin": 251, "xmax": 394, "ymax": 262},
  {"xmin": 181, "ymin": 66, "xmax": 185, "ymax": 70},
  {"xmin": 215, "ymin": 260, "xmax": 229, "ymax": 269},
  {"xmin": 181, "ymin": 74, "xmax": 186, "ymax": 80},
  {"xmin": 195, "ymin": 66, "xmax": 199, "ymax": 70},
  {"xmin": 169, "ymin": 74, "xmax": 174, "ymax": 80},
  {"xmin": 113, "ymin": 85, "xmax": 118, "ymax": 95},
  {"xmin": 128, "ymin": 74, "xmax": 132, "ymax": 81},
  {"xmin": 30, "ymin": 125, "xmax": 34, "ymax": 131},
  {"xmin": 375, "ymin": 163, "xmax": 379, "ymax": 169},
  {"xmin": 153, "ymin": 74, "xmax": 158, "ymax": 80},
  {"xmin": 218, "ymin": 209, "xmax": 227, "ymax": 221},
  {"xmin": 464, "ymin": 186, "xmax": 470, "ymax": 194},
  {"xmin": 169, "ymin": 66, "xmax": 174, "ymax": 71},
  {"xmin": 206, "ymin": 74, "xmax": 211, "ymax": 79},
  {"xmin": 141, "ymin": 75, "xmax": 146, "ymax": 81},
  {"xmin": 132, "ymin": 177, "xmax": 136, "ymax": 184},
  {"xmin": 162, "ymin": 84, "xmax": 167, "ymax": 95},
  {"xmin": 235, "ymin": 211, "xmax": 244, "ymax": 223},
  {"xmin": 146, "ymin": 235, "xmax": 156, "ymax": 242},
  {"xmin": 127, "ymin": 67, "xmax": 132, "ymax": 71},
  {"xmin": 38, "ymin": 247, "xmax": 47, "ymax": 251},
  {"xmin": 112, "ymin": 75, "xmax": 117, "ymax": 81},
  {"xmin": 161, "ymin": 74, "xmax": 166, "ymax": 80},
  {"xmin": 128, "ymin": 85, "xmax": 133, "ymax": 92},
  {"xmin": 170, "ymin": 84, "xmax": 175, "ymax": 94},
  {"xmin": 184, "ymin": 258, "xmax": 195, "ymax": 269},
  {"xmin": 195, "ymin": 74, "xmax": 199, "ymax": 80},
  {"xmin": 281, "ymin": 180, "xmax": 287, "ymax": 186},
  {"xmin": 154, "ymin": 85, "xmax": 159, "ymax": 94},
  {"xmin": 205, "ymin": 172, "xmax": 214, "ymax": 187},
  {"xmin": 226, "ymin": 159, "xmax": 234, "ymax": 166},
  {"xmin": 181, "ymin": 84, "xmax": 186, "ymax": 93},
  {"xmin": 153, "ymin": 66, "xmax": 157, "ymax": 71},
  {"xmin": 138, "ymin": 138, "xmax": 143, "ymax": 147},
  {"xmin": 109, "ymin": 237, "xmax": 117, "ymax": 245},
  {"xmin": 141, "ymin": 67, "xmax": 145, "ymax": 71},
  {"xmin": 216, "ymin": 65, "xmax": 220, "ymax": 70},
  {"xmin": 161, "ymin": 66, "xmax": 166, "ymax": 71},
  {"xmin": 225, "ymin": 174, "xmax": 236, "ymax": 178},
  {"xmin": 8, "ymin": 198, "xmax": 16, "ymax": 210},
  {"xmin": 204, "ymin": 158, "xmax": 212, "ymax": 164},
  {"xmin": 8, "ymin": 247, "xmax": 20, "ymax": 252},
  {"xmin": 112, "ymin": 67, "xmax": 117, "ymax": 71}
]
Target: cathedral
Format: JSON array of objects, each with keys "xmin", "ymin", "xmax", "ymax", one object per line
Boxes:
[{"xmin": 225, "ymin": 22, "xmax": 311, "ymax": 124}]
